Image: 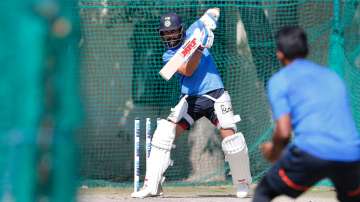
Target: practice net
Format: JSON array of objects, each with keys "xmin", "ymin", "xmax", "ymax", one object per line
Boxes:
[{"xmin": 78, "ymin": 0, "xmax": 360, "ymax": 186}]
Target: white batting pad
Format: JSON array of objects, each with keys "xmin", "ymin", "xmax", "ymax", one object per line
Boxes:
[
  {"xmin": 143, "ymin": 146, "xmax": 172, "ymax": 196},
  {"xmin": 151, "ymin": 119, "xmax": 176, "ymax": 151},
  {"xmin": 132, "ymin": 120, "xmax": 176, "ymax": 198},
  {"xmin": 222, "ymin": 132, "xmax": 252, "ymax": 186}
]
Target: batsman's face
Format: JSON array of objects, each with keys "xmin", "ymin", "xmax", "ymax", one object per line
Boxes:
[{"xmin": 160, "ymin": 27, "xmax": 184, "ymax": 48}]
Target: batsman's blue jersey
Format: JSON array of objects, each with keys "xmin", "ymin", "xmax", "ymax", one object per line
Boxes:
[
  {"xmin": 162, "ymin": 20, "xmax": 224, "ymax": 96},
  {"xmin": 268, "ymin": 59, "xmax": 360, "ymax": 162}
]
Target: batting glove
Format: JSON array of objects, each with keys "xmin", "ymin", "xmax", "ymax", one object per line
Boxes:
[
  {"xmin": 200, "ymin": 27, "xmax": 214, "ymax": 49},
  {"xmin": 199, "ymin": 8, "xmax": 220, "ymax": 30}
]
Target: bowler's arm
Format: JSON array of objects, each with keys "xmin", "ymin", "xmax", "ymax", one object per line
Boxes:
[
  {"xmin": 261, "ymin": 114, "xmax": 292, "ymax": 163},
  {"xmin": 273, "ymin": 115, "xmax": 292, "ymax": 158}
]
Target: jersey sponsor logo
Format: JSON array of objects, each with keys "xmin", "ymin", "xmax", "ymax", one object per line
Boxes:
[
  {"xmin": 181, "ymin": 38, "xmax": 197, "ymax": 57},
  {"xmin": 220, "ymin": 105, "xmax": 233, "ymax": 114}
]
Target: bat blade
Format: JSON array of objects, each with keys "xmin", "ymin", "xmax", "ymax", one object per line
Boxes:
[{"xmin": 159, "ymin": 28, "xmax": 202, "ymax": 80}]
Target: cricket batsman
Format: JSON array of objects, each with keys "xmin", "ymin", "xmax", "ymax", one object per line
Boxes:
[{"xmin": 131, "ymin": 8, "xmax": 252, "ymax": 198}]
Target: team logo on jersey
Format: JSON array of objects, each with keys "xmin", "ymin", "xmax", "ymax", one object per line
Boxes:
[{"xmin": 164, "ymin": 17, "xmax": 171, "ymax": 27}]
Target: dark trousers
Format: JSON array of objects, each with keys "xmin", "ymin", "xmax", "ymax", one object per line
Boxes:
[
  {"xmin": 177, "ymin": 88, "xmax": 224, "ymax": 130},
  {"xmin": 253, "ymin": 145, "xmax": 360, "ymax": 202}
]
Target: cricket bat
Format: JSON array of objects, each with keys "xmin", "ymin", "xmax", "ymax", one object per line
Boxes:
[{"xmin": 159, "ymin": 28, "xmax": 202, "ymax": 80}]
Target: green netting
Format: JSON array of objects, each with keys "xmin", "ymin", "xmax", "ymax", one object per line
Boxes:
[
  {"xmin": 342, "ymin": 1, "xmax": 360, "ymax": 131},
  {"xmin": 0, "ymin": 1, "xmax": 82, "ymax": 201},
  {"xmin": 78, "ymin": 0, "xmax": 360, "ymax": 187}
]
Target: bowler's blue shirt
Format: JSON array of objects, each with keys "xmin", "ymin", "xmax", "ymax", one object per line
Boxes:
[
  {"xmin": 268, "ymin": 59, "xmax": 360, "ymax": 161},
  {"xmin": 162, "ymin": 20, "xmax": 223, "ymax": 95}
]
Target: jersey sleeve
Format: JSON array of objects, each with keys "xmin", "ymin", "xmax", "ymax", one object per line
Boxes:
[
  {"xmin": 267, "ymin": 73, "xmax": 290, "ymax": 120},
  {"xmin": 186, "ymin": 20, "xmax": 205, "ymax": 39},
  {"xmin": 162, "ymin": 51, "xmax": 174, "ymax": 64}
]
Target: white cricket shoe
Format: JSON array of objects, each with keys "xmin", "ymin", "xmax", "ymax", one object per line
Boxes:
[
  {"xmin": 131, "ymin": 180, "xmax": 164, "ymax": 198},
  {"xmin": 236, "ymin": 183, "xmax": 250, "ymax": 198}
]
